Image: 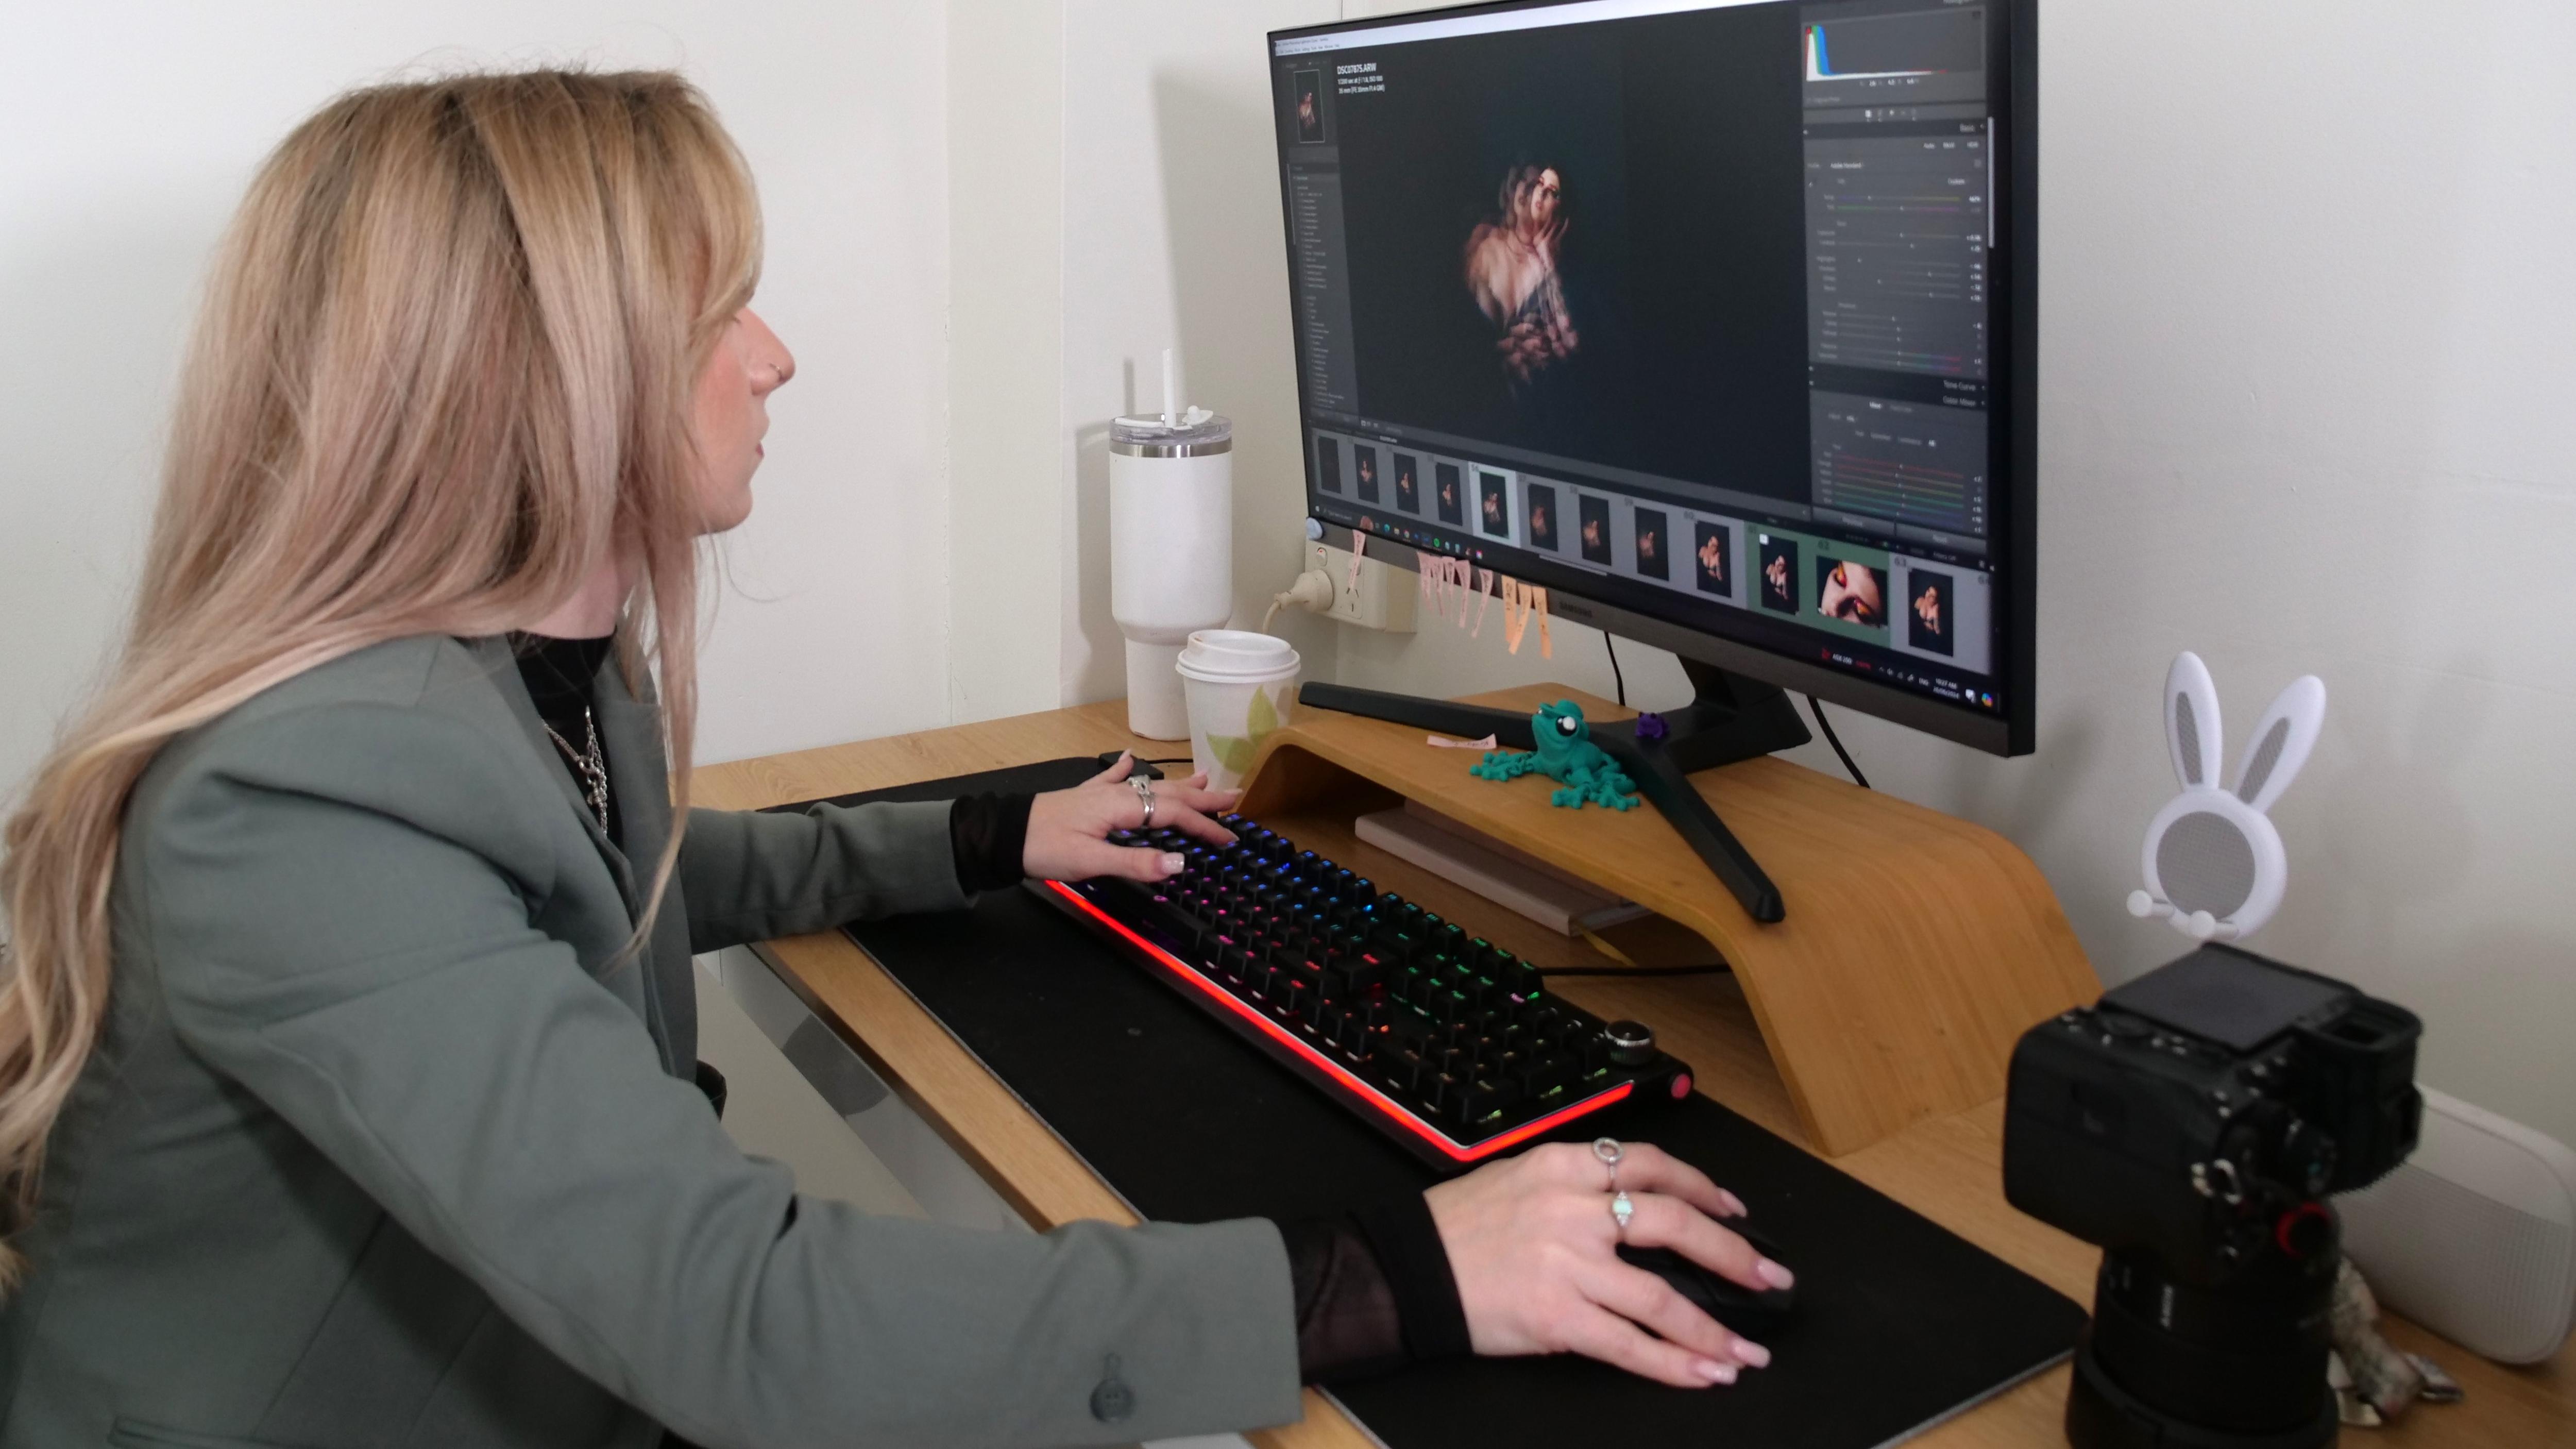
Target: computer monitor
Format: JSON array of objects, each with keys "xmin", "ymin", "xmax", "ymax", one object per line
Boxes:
[{"xmin": 1268, "ymin": 0, "xmax": 2036, "ymax": 765}]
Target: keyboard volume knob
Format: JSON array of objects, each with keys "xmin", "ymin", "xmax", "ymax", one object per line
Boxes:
[{"xmin": 1605, "ymin": 1020, "xmax": 1657, "ymax": 1068}]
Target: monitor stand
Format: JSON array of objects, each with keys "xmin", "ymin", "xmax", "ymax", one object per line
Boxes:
[{"xmin": 1298, "ymin": 658, "xmax": 1812, "ymax": 922}]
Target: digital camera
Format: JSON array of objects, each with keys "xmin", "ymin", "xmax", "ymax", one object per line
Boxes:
[{"xmin": 2005, "ymin": 944, "xmax": 2422, "ymax": 1449}]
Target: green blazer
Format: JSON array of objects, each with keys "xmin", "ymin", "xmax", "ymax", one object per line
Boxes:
[{"xmin": 0, "ymin": 635, "xmax": 1299, "ymax": 1449}]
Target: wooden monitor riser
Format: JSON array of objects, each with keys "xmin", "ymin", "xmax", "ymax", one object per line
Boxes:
[{"xmin": 1237, "ymin": 683, "xmax": 2102, "ymax": 1158}]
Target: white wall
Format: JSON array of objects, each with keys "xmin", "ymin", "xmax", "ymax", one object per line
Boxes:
[
  {"xmin": 1055, "ymin": 0, "xmax": 1345, "ymax": 709},
  {"xmin": 948, "ymin": 0, "xmax": 1068, "ymax": 725},
  {"xmin": 0, "ymin": 1, "xmax": 952, "ymax": 788},
  {"xmin": 938, "ymin": 0, "xmax": 1344, "ymax": 727},
  {"xmin": 1323, "ymin": 1, "xmax": 2576, "ymax": 1148}
]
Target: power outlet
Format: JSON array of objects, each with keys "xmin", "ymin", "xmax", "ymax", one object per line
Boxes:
[{"xmin": 1309, "ymin": 541, "xmax": 1417, "ymax": 633}]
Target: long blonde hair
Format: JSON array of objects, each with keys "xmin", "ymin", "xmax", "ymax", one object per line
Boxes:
[{"xmin": 0, "ymin": 69, "xmax": 761, "ymax": 1285}]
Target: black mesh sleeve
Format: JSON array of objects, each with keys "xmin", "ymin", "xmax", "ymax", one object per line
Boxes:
[
  {"xmin": 1274, "ymin": 1197, "xmax": 1470, "ymax": 1383},
  {"xmin": 945, "ymin": 793, "xmax": 1035, "ymax": 894},
  {"xmin": 1354, "ymin": 1195, "xmax": 1473, "ymax": 1361}
]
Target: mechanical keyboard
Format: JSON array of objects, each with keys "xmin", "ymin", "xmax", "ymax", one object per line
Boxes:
[{"xmin": 1033, "ymin": 814, "xmax": 1694, "ymax": 1170}]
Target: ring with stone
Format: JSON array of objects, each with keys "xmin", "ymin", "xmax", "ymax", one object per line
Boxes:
[
  {"xmin": 1129, "ymin": 774, "xmax": 1156, "ymax": 827},
  {"xmin": 1592, "ymin": 1136, "xmax": 1623, "ymax": 1191},
  {"xmin": 1609, "ymin": 1189, "xmax": 1635, "ymax": 1239}
]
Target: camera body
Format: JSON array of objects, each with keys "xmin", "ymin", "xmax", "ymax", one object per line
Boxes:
[
  {"xmin": 2005, "ymin": 944, "xmax": 2422, "ymax": 1448},
  {"xmin": 2007, "ymin": 943, "xmax": 2422, "ymax": 1282}
]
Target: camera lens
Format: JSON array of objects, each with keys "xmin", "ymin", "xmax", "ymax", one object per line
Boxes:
[{"xmin": 2070, "ymin": 1250, "xmax": 2337, "ymax": 1448}]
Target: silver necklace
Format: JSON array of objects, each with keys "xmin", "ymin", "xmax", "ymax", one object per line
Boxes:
[{"xmin": 541, "ymin": 706, "xmax": 611, "ymax": 827}]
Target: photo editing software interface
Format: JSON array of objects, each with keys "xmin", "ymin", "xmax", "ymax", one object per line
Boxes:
[{"xmin": 1275, "ymin": 0, "xmax": 2010, "ymax": 716}]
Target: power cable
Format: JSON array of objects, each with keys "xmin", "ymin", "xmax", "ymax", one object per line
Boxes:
[{"xmin": 1804, "ymin": 695, "xmax": 1871, "ymax": 789}]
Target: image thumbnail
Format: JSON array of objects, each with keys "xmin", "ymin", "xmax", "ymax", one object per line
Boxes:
[
  {"xmin": 1757, "ymin": 535, "xmax": 1799, "ymax": 615},
  {"xmin": 1436, "ymin": 462, "xmax": 1464, "ymax": 525},
  {"xmin": 1694, "ymin": 521, "xmax": 1732, "ymax": 595},
  {"xmin": 1478, "ymin": 471, "xmax": 1511, "ymax": 537},
  {"xmin": 1817, "ymin": 558, "xmax": 1887, "ymax": 629},
  {"xmin": 1394, "ymin": 453, "xmax": 1420, "ymax": 513},
  {"xmin": 1524, "ymin": 483, "xmax": 1560, "ymax": 552},
  {"xmin": 1633, "ymin": 508, "xmax": 1669, "ymax": 580},
  {"xmin": 1908, "ymin": 569, "xmax": 1954, "ymax": 655},
  {"xmin": 1578, "ymin": 495, "xmax": 1612, "ymax": 565},
  {"xmin": 1354, "ymin": 446, "xmax": 1382, "ymax": 503},
  {"xmin": 1316, "ymin": 439, "xmax": 1342, "ymax": 495},
  {"xmin": 1293, "ymin": 70, "xmax": 1324, "ymax": 144}
]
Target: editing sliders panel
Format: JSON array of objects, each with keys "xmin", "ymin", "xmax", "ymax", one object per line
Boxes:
[
  {"xmin": 1801, "ymin": 0, "xmax": 1994, "ymax": 553},
  {"xmin": 1810, "ymin": 391, "xmax": 1988, "ymax": 547},
  {"xmin": 1804, "ymin": 130, "xmax": 1990, "ymax": 379}
]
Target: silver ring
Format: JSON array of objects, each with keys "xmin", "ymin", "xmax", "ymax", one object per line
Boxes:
[
  {"xmin": 1592, "ymin": 1136, "xmax": 1623, "ymax": 1191},
  {"xmin": 1129, "ymin": 774, "xmax": 1156, "ymax": 827},
  {"xmin": 1609, "ymin": 1190, "xmax": 1635, "ymax": 1239}
]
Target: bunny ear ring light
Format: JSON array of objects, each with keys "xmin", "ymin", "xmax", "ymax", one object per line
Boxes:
[{"xmin": 2127, "ymin": 651, "xmax": 2327, "ymax": 942}]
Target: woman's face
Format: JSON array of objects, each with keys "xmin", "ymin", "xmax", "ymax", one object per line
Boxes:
[
  {"xmin": 691, "ymin": 307, "xmax": 795, "ymax": 534},
  {"xmin": 1516, "ymin": 169, "xmax": 1562, "ymax": 230}
]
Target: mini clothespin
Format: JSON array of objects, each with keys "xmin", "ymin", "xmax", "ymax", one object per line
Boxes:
[{"xmin": 1501, "ymin": 577, "xmax": 1532, "ymax": 654}]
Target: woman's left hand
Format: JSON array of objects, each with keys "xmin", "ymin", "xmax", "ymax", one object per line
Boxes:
[{"xmin": 1022, "ymin": 753, "xmax": 1239, "ymax": 883}]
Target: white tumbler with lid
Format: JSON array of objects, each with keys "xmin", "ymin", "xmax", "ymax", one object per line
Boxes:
[{"xmin": 1110, "ymin": 405, "xmax": 1233, "ymax": 739}]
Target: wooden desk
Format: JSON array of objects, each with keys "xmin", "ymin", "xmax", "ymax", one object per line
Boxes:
[{"xmin": 696, "ymin": 699, "xmax": 2574, "ymax": 1449}]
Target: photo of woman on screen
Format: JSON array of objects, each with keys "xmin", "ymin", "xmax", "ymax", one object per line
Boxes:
[
  {"xmin": 1524, "ymin": 482, "xmax": 1559, "ymax": 552},
  {"xmin": 1294, "ymin": 70, "xmax": 1325, "ymax": 143},
  {"xmin": 1464, "ymin": 164, "xmax": 1578, "ymax": 387},
  {"xmin": 1695, "ymin": 521, "xmax": 1732, "ymax": 596},
  {"xmin": 1818, "ymin": 559, "xmax": 1886, "ymax": 628},
  {"xmin": 1634, "ymin": 508, "xmax": 1669, "ymax": 580}
]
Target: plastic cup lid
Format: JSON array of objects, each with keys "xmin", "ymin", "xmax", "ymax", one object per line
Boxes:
[
  {"xmin": 1188, "ymin": 629, "xmax": 1291, "ymax": 658},
  {"xmin": 1178, "ymin": 630, "xmax": 1299, "ymax": 681}
]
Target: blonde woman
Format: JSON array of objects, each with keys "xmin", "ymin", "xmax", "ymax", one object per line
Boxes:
[{"xmin": 0, "ymin": 71, "xmax": 1784, "ymax": 1448}]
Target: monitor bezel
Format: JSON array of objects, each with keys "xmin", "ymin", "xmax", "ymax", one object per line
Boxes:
[{"xmin": 1268, "ymin": 0, "xmax": 2038, "ymax": 757}]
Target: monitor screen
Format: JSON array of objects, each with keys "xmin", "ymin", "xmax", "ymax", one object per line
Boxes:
[{"xmin": 1271, "ymin": 0, "xmax": 2032, "ymax": 752}]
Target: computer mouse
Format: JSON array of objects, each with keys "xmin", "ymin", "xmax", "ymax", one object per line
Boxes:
[
  {"xmin": 1096, "ymin": 751, "xmax": 1164, "ymax": 780},
  {"xmin": 1617, "ymin": 1224, "xmax": 1797, "ymax": 1339}
]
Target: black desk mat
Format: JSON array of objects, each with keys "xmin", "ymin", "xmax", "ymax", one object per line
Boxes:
[{"xmin": 787, "ymin": 759, "xmax": 2083, "ymax": 1449}]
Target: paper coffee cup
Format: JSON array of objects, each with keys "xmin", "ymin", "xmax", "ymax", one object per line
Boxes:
[{"xmin": 1176, "ymin": 630, "xmax": 1300, "ymax": 790}]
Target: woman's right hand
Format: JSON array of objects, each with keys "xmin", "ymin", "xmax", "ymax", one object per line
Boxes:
[{"xmin": 1423, "ymin": 1140, "xmax": 1788, "ymax": 1387}]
